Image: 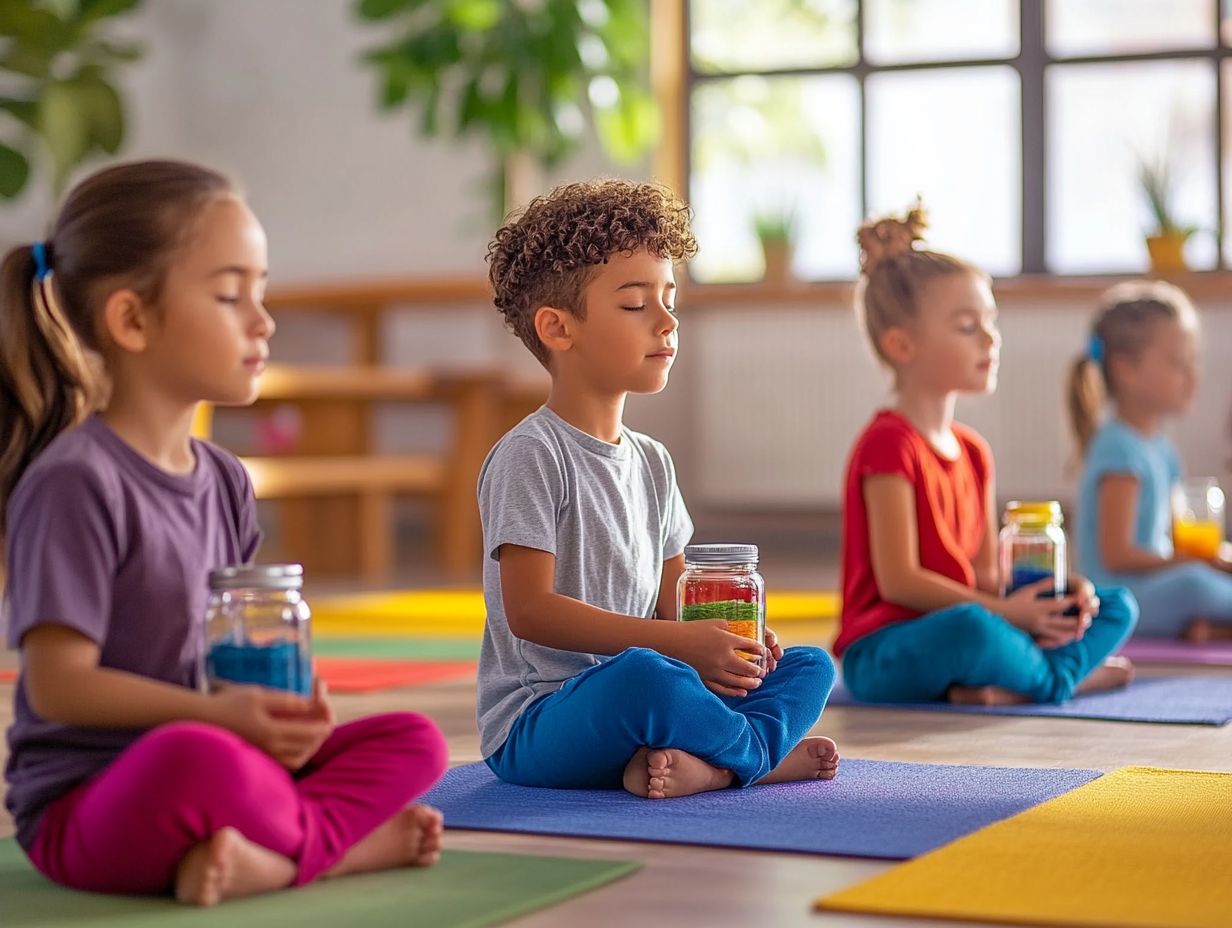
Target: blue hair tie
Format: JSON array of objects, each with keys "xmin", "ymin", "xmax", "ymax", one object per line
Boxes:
[
  {"xmin": 31, "ymin": 241, "xmax": 51, "ymax": 281},
  {"xmin": 1088, "ymin": 334, "xmax": 1104, "ymax": 363}
]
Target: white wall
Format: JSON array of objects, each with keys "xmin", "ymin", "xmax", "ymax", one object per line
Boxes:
[{"xmin": 0, "ymin": 0, "xmax": 635, "ymax": 280}]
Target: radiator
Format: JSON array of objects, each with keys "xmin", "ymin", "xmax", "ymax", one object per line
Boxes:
[{"xmin": 693, "ymin": 302, "xmax": 1232, "ymax": 509}]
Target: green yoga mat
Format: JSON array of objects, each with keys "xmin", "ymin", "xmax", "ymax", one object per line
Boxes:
[
  {"xmin": 313, "ymin": 636, "xmax": 481, "ymax": 661},
  {"xmin": 1, "ymin": 839, "xmax": 638, "ymax": 927}
]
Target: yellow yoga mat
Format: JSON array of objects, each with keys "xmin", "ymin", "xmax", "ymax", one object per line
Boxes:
[
  {"xmin": 311, "ymin": 589, "xmax": 838, "ymax": 638},
  {"xmin": 817, "ymin": 766, "xmax": 1232, "ymax": 928}
]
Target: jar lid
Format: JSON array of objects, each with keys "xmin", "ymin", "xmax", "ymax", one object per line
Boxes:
[
  {"xmin": 209, "ymin": 563, "xmax": 304, "ymax": 591},
  {"xmin": 1004, "ymin": 500, "xmax": 1064, "ymax": 525},
  {"xmin": 684, "ymin": 543, "xmax": 759, "ymax": 565}
]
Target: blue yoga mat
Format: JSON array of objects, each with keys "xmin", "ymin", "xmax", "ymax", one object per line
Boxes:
[
  {"xmin": 425, "ymin": 760, "xmax": 1100, "ymax": 860},
  {"xmin": 827, "ymin": 675, "xmax": 1232, "ymax": 725}
]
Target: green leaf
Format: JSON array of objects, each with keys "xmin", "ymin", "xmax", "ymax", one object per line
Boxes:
[
  {"xmin": 78, "ymin": 0, "xmax": 142, "ymax": 27},
  {"xmin": 593, "ymin": 84, "xmax": 659, "ymax": 163},
  {"xmin": 419, "ymin": 75, "xmax": 441, "ymax": 135},
  {"xmin": 72, "ymin": 74, "xmax": 124, "ymax": 153},
  {"xmin": 0, "ymin": 141, "xmax": 30, "ymax": 198},
  {"xmin": 0, "ymin": 45, "xmax": 54, "ymax": 78},
  {"xmin": 80, "ymin": 38, "xmax": 145, "ymax": 64},
  {"xmin": 356, "ymin": 0, "xmax": 427, "ymax": 20},
  {"xmin": 0, "ymin": 4, "xmax": 65, "ymax": 43},
  {"xmin": 445, "ymin": 0, "xmax": 500, "ymax": 31},
  {"xmin": 0, "ymin": 95, "xmax": 39, "ymax": 129},
  {"xmin": 37, "ymin": 80, "xmax": 92, "ymax": 191}
]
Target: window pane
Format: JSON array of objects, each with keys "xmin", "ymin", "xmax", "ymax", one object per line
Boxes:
[
  {"xmin": 1048, "ymin": 61, "xmax": 1216, "ymax": 274},
  {"xmin": 866, "ymin": 67, "xmax": 1021, "ymax": 276},
  {"xmin": 1047, "ymin": 0, "xmax": 1214, "ymax": 56},
  {"xmin": 1223, "ymin": 0, "xmax": 1232, "ymax": 45},
  {"xmin": 1222, "ymin": 61, "xmax": 1232, "ymax": 263},
  {"xmin": 864, "ymin": 0, "xmax": 1019, "ymax": 65},
  {"xmin": 689, "ymin": 75, "xmax": 860, "ymax": 282},
  {"xmin": 689, "ymin": 0, "xmax": 857, "ymax": 73}
]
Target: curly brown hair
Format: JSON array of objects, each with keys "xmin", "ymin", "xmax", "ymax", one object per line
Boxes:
[{"xmin": 487, "ymin": 179, "xmax": 699, "ymax": 366}]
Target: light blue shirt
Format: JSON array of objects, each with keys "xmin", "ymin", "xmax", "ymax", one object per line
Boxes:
[{"xmin": 1076, "ymin": 418, "xmax": 1180, "ymax": 587}]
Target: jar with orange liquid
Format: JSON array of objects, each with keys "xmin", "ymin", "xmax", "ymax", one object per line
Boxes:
[
  {"xmin": 1173, "ymin": 478, "xmax": 1226, "ymax": 561},
  {"xmin": 677, "ymin": 544, "xmax": 765, "ymax": 669}
]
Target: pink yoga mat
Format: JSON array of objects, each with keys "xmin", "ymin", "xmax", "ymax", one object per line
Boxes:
[{"xmin": 1118, "ymin": 637, "xmax": 1232, "ymax": 666}]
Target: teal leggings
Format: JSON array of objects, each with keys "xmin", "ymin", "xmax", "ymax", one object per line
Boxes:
[{"xmin": 841, "ymin": 587, "xmax": 1137, "ymax": 704}]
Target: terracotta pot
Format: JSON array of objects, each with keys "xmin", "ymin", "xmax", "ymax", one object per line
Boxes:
[
  {"xmin": 1145, "ymin": 231, "xmax": 1189, "ymax": 275},
  {"xmin": 760, "ymin": 240, "xmax": 794, "ymax": 284}
]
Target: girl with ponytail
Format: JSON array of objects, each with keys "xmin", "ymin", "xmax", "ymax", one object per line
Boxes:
[
  {"xmin": 1068, "ymin": 281, "xmax": 1232, "ymax": 641},
  {"xmin": 2, "ymin": 161, "xmax": 447, "ymax": 905}
]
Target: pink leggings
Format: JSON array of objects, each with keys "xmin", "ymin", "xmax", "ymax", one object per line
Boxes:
[{"xmin": 27, "ymin": 712, "xmax": 448, "ymax": 894}]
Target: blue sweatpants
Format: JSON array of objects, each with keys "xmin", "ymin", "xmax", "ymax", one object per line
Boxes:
[
  {"xmin": 486, "ymin": 646, "xmax": 835, "ymax": 788},
  {"xmin": 841, "ymin": 587, "xmax": 1137, "ymax": 704},
  {"xmin": 1120, "ymin": 563, "xmax": 1232, "ymax": 638}
]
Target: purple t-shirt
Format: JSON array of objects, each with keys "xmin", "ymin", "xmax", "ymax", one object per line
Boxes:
[{"xmin": 3, "ymin": 416, "xmax": 259, "ymax": 849}]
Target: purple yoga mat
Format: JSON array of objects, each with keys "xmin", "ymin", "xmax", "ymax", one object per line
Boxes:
[
  {"xmin": 424, "ymin": 760, "xmax": 1099, "ymax": 860},
  {"xmin": 1118, "ymin": 637, "xmax": 1232, "ymax": 666},
  {"xmin": 827, "ymin": 675, "xmax": 1232, "ymax": 725}
]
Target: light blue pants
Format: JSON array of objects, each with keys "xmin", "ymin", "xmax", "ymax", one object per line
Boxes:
[
  {"xmin": 841, "ymin": 587, "xmax": 1137, "ymax": 704},
  {"xmin": 486, "ymin": 646, "xmax": 835, "ymax": 788},
  {"xmin": 1120, "ymin": 563, "xmax": 1232, "ymax": 638}
]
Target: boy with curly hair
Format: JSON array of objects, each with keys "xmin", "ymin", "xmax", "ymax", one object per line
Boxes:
[{"xmin": 477, "ymin": 179, "xmax": 839, "ymax": 798}]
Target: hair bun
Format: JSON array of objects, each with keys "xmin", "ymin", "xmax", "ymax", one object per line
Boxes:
[{"xmin": 857, "ymin": 197, "xmax": 929, "ymax": 275}]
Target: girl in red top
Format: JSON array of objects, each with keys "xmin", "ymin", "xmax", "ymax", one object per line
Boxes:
[{"xmin": 836, "ymin": 203, "xmax": 1137, "ymax": 705}]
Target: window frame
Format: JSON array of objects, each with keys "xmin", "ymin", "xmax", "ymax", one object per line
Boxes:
[{"xmin": 679, "ymin": 0, "xmax": 1232, "ymax": 277}]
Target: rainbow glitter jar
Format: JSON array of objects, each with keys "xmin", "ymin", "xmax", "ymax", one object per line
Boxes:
[
  {"xmin": 999, "ymin": 501, "xmax": 1067, "ymax": 597},
  {"xmin": 677, "ymin": 544, "xmax": 765, "ymax": 667}
]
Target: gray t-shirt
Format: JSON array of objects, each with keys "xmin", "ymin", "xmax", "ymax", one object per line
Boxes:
[
  {"xmin": 476, "ymin": 407, "xmax": 694, "ymax": 757},
  {"xmin": 4, "ymin": 416, "xmax": 259, "ymax": 849}
]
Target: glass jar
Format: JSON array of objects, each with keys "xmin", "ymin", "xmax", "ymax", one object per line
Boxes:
[
  {"xmin": 1173, "ymin": 477, "xmax": 1226, "ymax": 561},
  {"xmin": 677, "ymin": 544, "xmax": 766, "ymax": 668},
  {"xmin": 999, "ymin": 501, "xmax": 1067, "ymax": 597},
  {"xmin": 203, "ymin": 563, "xmax": 312, "ymax": 696}
]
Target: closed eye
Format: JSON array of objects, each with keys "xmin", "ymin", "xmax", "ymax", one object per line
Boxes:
[{"xmin": 621, "ymin": 305, "xmax": 646, "ymax": 311}]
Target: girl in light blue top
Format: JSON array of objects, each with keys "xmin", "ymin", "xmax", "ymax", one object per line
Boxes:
[{"xmin": 1068, "ymin": 281, "xmax": 1232, "ymax": 640}]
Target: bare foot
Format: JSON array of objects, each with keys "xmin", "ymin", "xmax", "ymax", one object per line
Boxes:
[
  {"xmin": 622, "ymin": 747, "xmax": 734, "ymax": 799},
  {"xmin": 757, "ymin": 736, "xmax": 840, "ymax": 785},
  {"xmin": 948, "ymin": 685, "xmax": 1029, "ymax": 706},
  {"xmin": 174, "ymin": 827, "xmax": 296, "ymax": 907},
  {"xmin": 325, "ymin": 805, "xmax": 443, "ymax": 879},
  {"xmin": 1183, "ymin": 619, "xmax": 1232, "ymax": 642},
  {"xmin": 1075, "ymin": 656, "xmax": 1134, "ymax": 694}
]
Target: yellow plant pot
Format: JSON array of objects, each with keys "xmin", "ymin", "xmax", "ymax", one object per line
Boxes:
[{"xmin": 1145, "ymin": 232, "xmax": 1189, "ymax": 275}]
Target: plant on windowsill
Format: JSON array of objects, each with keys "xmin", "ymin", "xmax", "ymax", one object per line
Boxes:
[
  {"xmin": 1138, "ymin": 157, "xmax": 1197, "ymax": 276},
  {"xmin": 0, "ymin": 0, "xmax": 144, "ymax": 201},
  {"xmin": 753, "ymin": 205, "xmax": 797, "ymax": 284}
]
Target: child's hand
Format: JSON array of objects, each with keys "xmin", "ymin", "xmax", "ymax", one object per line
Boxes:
[
  {"xmin": 1070, "ymin": 577, "xmax": 1100, "ymax": 636},
  {"xmin": 1000, "ymin": 578, "xmax": 1084, "ymax": 648},
  {"xmin": 672, "ymin": 620, "xmax": 767, "ymax": 698},
  {"xmin": 764, "ymin": 626, "xmax": 785, "ymax": 673},
  {"xmin": 208, "ymin": 683, "xmax": 334, "ymax": 770}
]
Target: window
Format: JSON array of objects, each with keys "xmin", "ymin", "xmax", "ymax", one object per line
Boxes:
[{"xmin": 686, "ymin": 0, "xmax": 1229, "ymax": 281}]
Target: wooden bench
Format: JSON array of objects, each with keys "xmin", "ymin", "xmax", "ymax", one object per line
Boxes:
[{"xmin": 211, "ymin": 279, "xmax": 546, "ymax": 582}]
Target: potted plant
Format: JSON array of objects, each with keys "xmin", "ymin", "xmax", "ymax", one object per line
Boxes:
[
  {"xmin": 0, "ymin": 0, "xmax": 144, "ymax": 200},
  {"xmin": 1138, "ymin": 156, "xmax": 1196, "ymax": 275},
  {"xmin": 753, "ymin": 204, "xmax": 797, "ymax": 284},
  {"xmin": 355, "ymin": 0, "xmax": 659, "ymax": 218}
]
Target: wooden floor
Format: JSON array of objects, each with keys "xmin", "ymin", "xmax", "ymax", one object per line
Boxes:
[{"xmin": 2, "ymin": 624, "xmax": 1230, "ymax": 926}]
